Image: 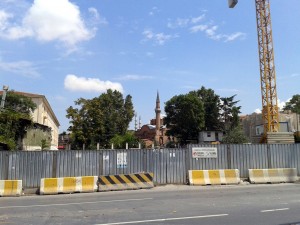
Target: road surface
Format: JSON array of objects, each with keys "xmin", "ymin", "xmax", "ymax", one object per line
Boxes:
[{"xmin": 1, "ymin": 183, "xmax": 300, "ymax": 225}]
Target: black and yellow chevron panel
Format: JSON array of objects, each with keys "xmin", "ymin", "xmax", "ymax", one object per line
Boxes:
[{"xmin": 97, "ymin": 172, "xmax": 154, "ymax": 191}]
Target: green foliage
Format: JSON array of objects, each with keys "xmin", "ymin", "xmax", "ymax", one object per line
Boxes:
[
  {"xmin": 220, "ymin": 95, "xmax": 241, "ymax": 133},
  {"xmin": 41, "ymin": 139, "xmax": 50, "ymax": 150},
  {"xmin": 66, "ymin": 89, "xmax": 134, "ymax": 149},
  {"xmin": 283, "ymin": 94, "xmax": 300, "ymax": 114},
  {"xmin": 222, "ymin": 126, "xmax": 249, "ymax": 144},
  {"xmin": 192, "ymin": 86, "xmax": 221, "ymax": 131},
  {"xmin": 0, "ymin": 91, "xmax": 36, "ymax": 150},
  {"xmin": 164, "ymin": 92, "xmax": 205, "ymax": 144},
  {"xmin": 164, "ymin": 87, "xmax": 243, "ymax": 145},
  {"xmin": 110, "ymin": 132, "xmax": 141, "ymax": 149}
]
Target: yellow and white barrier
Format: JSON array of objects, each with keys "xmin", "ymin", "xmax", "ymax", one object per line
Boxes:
[
  {"xmin": 0, "ymin": 180, "xmax": 22, "ymax": 197},
  {"xmin": 40, "ymin": 176, "xmax": 98, "ymax": 195},
  {"xmin": 188, "ymin": 169, "xmax": 240, "ymax": 185},
  {"xmin": 249, "ymin": 168, "xmax": 298, "ymax": 184},
  {"xmin": 98, "ymin": 172, "xmax": 154, "ymax": 191}
]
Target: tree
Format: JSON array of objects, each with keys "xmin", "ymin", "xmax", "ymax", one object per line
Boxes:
[
  {"xmin": 66, "ymin": 89, "xmax": 134, "ymax": 149},
  {"xmin": 164, "ymin": 93, "xmax": 205, "ymax": 144},
  {"xmin": 0, "ymin": 91, "xmax": 36, "ymax": 150},
  {"xmin": 283, "ymin": 94, "xmax": 300, "ymax": 143},
  {"xmin": 219, "ymin": 95, "xmax": 241, "ymax": 133},
  {"xmin": 110, "ymin": 132, "xmax": 141, "ymax": 149},
  {"xmin": 222, "ymin": 126, "xmax": 249, "ymax": 144},
  {"xmin": 192, "ymin": 86, "xmax": 221, "ymax": 130},
  {"xmin": 283, "ymin": 94, "xmax": 300, "ymax": 114}
]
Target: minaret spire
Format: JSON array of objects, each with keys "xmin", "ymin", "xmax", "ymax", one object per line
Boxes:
[{"xmin": 155, "ymin": 91, "xmax": 161, "ymax": 145}]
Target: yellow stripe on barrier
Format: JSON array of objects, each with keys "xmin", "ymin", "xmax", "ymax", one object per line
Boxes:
[
  {"xmin": 40, "ymin": 176, "xmax": 98, "ymax": 195},
  {"xmin": 97, "ymin": 172, "xmax": 154, "ymax": 192},
  {"xmin": 0, "ymin": 180, "xmax": 22, "ymax": 197},
  {"xmin": 208, "ymin": 170, "xmax": 221, "ymax": 184},
  {"xmin": 82, "ymin": 176, "xmax": 97, "ymax": 192},
  {"xmin": 188, "ymin": 169, "xmax": 240, "ymax": 185},
  {"xmin": 249, "ymin": 168, "xmax": 298, "ymax": 184}
]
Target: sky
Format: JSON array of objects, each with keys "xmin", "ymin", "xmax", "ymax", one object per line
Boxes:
[{"xmin": 0, "ymin": 0, "xmax": 299, "ymax": 133}]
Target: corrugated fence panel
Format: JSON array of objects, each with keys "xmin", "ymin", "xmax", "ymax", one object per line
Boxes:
[
  {"xmin": 269, "ymin": 144, "xmax": 295, "ymax": 169},
  {"xmin": 0, "ymin": 152, "xmax": 8, "ymax": 180},
  {"xmin": 152, "ymin": 149, "xmax": 167, "ymax": 184},
  {"xmin": 1, "ymin": 144, "xmax": 300, "ymax": 188},
  {"xmin": 230, "ymin": 144, "xmax": 268, "ymax": 178},
  {"xmin": 7, "ymin": 151, "xmax": 45, "ymax": 188},
  {"xmin": 188, "ymin": 144, "xmax": 229, "ymax": 171},
  {"xmin": 166, "ymin": 148, "xmax": 186, "ymax": 184}
]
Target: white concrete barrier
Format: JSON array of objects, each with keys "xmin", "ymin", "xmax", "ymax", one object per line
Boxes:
[
  {"xmin": 188, "ymin": 169, "xmax": 240, "ymax": 185},
  {"xmin": 249, "ymin": 168, "xmax": 298, "ymax": 184},
  {"xmin": 40, "ymin": 176, "xmax": 98, "ymax": 195},
  {"xmin": 0, "ymin": 180, "xmax": 22, "ymax": 197}
]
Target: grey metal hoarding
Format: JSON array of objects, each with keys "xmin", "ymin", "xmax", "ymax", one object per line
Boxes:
[{"xmin": 0, "ymin": 144, "xmax": 300, "ymax": 188}]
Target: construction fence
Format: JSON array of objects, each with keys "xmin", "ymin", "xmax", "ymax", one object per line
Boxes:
[{"xmin": 0, "ymin": 144, "xmax": 300, "ymax": 188}]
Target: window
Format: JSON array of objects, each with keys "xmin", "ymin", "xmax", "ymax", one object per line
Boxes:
[{"xmin": 207, "ymin": 132, "xmax": 211, "ymax": 137}]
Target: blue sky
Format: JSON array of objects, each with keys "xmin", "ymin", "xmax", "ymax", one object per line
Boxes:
[{"xmin": 1, "ymin": 0, "xmax": 299, "ymax": 132}]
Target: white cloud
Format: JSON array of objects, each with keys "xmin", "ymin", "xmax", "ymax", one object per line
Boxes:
[
  {"xmin": 224, "ymin": 32, "xmax": 246, "ymax": 42},
  {"xmin": 0, "ymin": 0, "xmax": 97, "ymax": 49},
  {"xmin": 254, "ymin": 108, "xmax": 261, "ymax": 114},
  {"xmin": 254, "ymin": 98, "xmax": 289, "ymax": 114},
  {"xmin": 168, "ymin": 14, "xmax": 205, "ymax": 29},
  {"xmin": 191, "ymin": 15, "xmax": 205, "ymax": 24},
  {"xmin": 190, "ymin": 24, "xmax": 208, "ymax": 33},
  {"xmin": 142, "ymin": 29, "xmax": 178, "ymax": 45},
  {"xmin": 0, "ymin": 10, "xmax": 12, "ymax": 31},
  {"xmin": 149, "ymin": 7, "xmax": 159, "ymax": 16},
  {"xmin": 278, "ymin": 99, "xmax": 286, "ymax": 110},
  {"xmin": 88, "ymin": 7, "xmax": 107, "ymax": 25},
  {"xmin": 116, "ymin": 74, "xmax": 154, "ymax": 81},
  {"xmin": 64, "ymin": 74, "xmax": 123, "ymax": 93},
  {"xmin": 146, "ymin": 52, "xmax": 154, "ymax": 57},
  {"xmin": 167, "ymin": 13, "xmax": 246, "ymax": 43},
  {"xmin": 190, "ymin": 23, "xmax": 246, "ymax": 42},
  {"xmin": 0, "ymin": 60, "xmax": 40, "ymax": 78}
]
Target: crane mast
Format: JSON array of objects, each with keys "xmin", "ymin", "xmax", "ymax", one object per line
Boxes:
[{"xmin": 255, "ymin": 0, "xmax": 279, "ymax": 134}]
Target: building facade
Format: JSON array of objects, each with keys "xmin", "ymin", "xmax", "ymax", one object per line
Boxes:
[
  {"xmin": 7, "ymin": 91, "xmax": 60, "ymax": 150},
  {"xmin": 135, "ymin": 92, "xmax": 170, "ymax": 148},
  {"xmin": 241, "ymin": 111, "xmax": 299, "ymax": 143}
]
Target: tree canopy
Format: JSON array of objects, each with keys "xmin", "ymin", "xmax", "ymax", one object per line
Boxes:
[
  {"xmin": 164, "ymin": 87, "xmax": 243, "ymax": 145},
  {"xmin": 222, "ymin": 126, "xmax": 249, "ymax": 144},
  {"xmin": 192, "ymin": 86, "xmax": 221, "ymax": 131},
  {"xmin": 66, "ymin": 89, "xmax": 134, "ymax": 149},
  {"xmin": 164, "ymin": 92, "xmax": 205, "ymax": 144},
  {"xmin": 219, "ymin": 95, "xmax": 241, "ymax": 133},
  {"xmin": 0, "ymin": 91, "xmax": 36, "ymax": 150},
  {"xmin": 283, "ymin": 94, "xmax": 300, "ymax": 114}
]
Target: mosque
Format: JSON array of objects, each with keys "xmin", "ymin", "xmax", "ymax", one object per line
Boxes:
[{"xmin": 134, "ymin": 92, "xmax": 171, "ymax": 148}]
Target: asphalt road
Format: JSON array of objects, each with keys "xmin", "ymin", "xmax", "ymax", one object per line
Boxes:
[{"xmin": 1, "ymin": 183, "xmax": 300, "ymax": 225}]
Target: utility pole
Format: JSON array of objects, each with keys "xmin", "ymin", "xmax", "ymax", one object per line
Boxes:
[{"xmin": 0, "ymin": 85, "xmax": 9, "ymax": 110}]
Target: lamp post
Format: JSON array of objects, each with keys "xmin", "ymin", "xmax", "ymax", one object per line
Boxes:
[{"xmin": 0, "ymin": 85, "xmax": 9, "ymax": 110}]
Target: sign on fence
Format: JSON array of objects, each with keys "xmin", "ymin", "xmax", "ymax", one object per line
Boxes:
[
  {"xmin": 117, "ymin": 152, "xmax": 127, "ymax": 168},
  {"xmin": 192, "ymin": 147, "xmax": 217, "ymax": 158}
]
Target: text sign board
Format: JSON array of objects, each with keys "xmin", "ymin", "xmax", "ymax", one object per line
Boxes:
[
  {"xmin": 192, "ymin": 147, "xmax": 218, "ymax": 158},
  {"xmin": 117, "ymin": 152, "xmax": 127, "ymax": 168}
]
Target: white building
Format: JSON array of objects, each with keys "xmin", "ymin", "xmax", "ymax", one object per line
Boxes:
[
  {"xmin": 198, "ymin": 131, "xmax": 224, "ymax": 143},
  {"xmin": 14, "ymin": 92, "xmax": 60, "ymax": 150}
]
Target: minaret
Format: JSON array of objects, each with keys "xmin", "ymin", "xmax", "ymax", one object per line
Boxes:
[
  {"xmin": 134, "ymin": 113, "xmax": 138, "ymax": 131},
  {"xmin": 155, "ymin": 91, "xmax": 161, "ymax": 145}
]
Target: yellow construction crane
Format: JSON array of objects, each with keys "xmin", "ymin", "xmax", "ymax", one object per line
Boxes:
[{"xmin": 229, "ymin": 0, "xmax": 279, "ymax": 139}]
